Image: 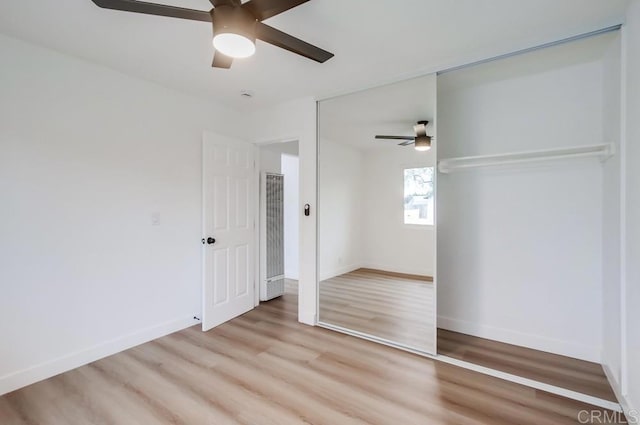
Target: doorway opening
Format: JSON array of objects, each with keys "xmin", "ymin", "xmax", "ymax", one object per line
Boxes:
[{"xmin": 257, "ymin": 141, "xmax": 300, "ymax": 308}]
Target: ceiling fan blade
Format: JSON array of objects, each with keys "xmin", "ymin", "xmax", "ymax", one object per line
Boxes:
[
  {"xmin": 212, "ymin": 51, "xmax": 233, "ymax": 68},
  {"xmin": 398, "ymin": 140, "xmax": 415, "ymax": 146},
  {"xmin": 91, "ymin": 0, "xmax": 211, "ymax": 22},
  {"xmin": 255, "ymin": 22, "xmax": 334, "ymax": 63},
  {"xmin": 209, "ymin": 0, "xmax": 241, "ymax": 7},
  {"xmin": 243, "ymin": 0, "xmax": 310, "ymax": 21},
  {"xmin": 375, "ymin": 135, "xmax": 414, "ymax": 140}
]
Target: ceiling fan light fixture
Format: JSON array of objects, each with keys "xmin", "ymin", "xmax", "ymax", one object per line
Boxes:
[
  {"xmin": 213, "ymin": 33, "xmax": 255, "ymax": 58},
  {"xmin": 414, "ymin": 135, "xmax": 431, "ymax": 152},
  {"xmin": 212, "ymin": 5, "xmax": 257, "ymax": 59},
  {"xmin": 90, "ymin": 0, "xmax": 334, "ymax": 70}
]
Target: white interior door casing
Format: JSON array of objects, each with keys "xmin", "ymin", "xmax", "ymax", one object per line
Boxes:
[{"xmin": 202, "ymin": 132, "xmax": 256, "ymax": 331}]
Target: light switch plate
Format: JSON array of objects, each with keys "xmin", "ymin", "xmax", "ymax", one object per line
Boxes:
[{"xmin": 151, "ymin": 212, "xmax": 161, "ymax": 226}]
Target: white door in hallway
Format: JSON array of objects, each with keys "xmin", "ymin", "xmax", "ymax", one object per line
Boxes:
[{"xmin": 202, "ymin": 132, "xmax": 256, "ymax": 331}]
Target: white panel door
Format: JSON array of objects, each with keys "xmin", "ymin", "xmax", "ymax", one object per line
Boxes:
[{"xmin": 202, "ymin": 132, "xmax": 255, "ymax": 331}]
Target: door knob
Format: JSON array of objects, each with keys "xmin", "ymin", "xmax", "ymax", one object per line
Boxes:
[{"xmin": 207, "ymin": 237, "xmax": 216, "ymax": 245}]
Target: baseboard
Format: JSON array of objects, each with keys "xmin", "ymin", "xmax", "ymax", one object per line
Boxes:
[
  {"xmin": 602, "ymin": 364, "xmax": 639, "ymax": 423},
  {"xmin": 360, "ymin": 262, "xmax": 432, "ymax": 278},
  {"xmin": 619, "ymin": 395, "xmax": 639, "ymax": 424},
  {"xmin": 319, "ymin": 264, "xmax": 361, "ymax": 281},
  {"xmin": 438, "ymin": 315, "xmax": 600, "ymax": 363},
  {"xmin": 0, "ymin": 315, "xmax": 198, "ymax": 396},
  {"xmin": 602, "ymin": 363, "xmax": 622, "ymax": 403},
  {"xmin": 356, "ymin": 268, "xmax": 433, "ymax": 282}
]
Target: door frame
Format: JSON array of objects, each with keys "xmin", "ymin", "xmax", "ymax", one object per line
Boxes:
[{"xmin": 253, "ymin": 138, "xmax": 300, "ymax": 308}]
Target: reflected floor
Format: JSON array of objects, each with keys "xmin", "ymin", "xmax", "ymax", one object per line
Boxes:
[{"xmin": 318, "ymin": 269, "xmax": 435, "ymax": 353}]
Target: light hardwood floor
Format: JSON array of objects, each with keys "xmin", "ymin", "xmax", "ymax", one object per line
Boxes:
[
  {"xmin": 315, "ymin": 270, "xmax": 617, "ymax": 403},
  {"xmin": 438, "ymin": 329, "xmax": 617, "ymax": 402},
  {"xmin": 319, "ymin": 269, "xmax": 435, "ymax": 353},
  {"xmin": 0, "ymin": 287, "xmax": 623, "ymax": 424}
]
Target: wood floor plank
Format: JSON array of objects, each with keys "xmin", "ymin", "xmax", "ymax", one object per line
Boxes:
[
  {"xmin": 0, "ymin": 286, "xmax": 623, "ymax": 424},
  {"xmin": 437, "ymin": 329, "xmax": 618, "ymax": 402},
  {"xmin": 316, "ymin": 269, "xmax": 617, "ymax": 404}
]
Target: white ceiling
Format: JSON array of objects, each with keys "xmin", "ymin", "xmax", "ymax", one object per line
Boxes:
[{"xmin": 0, "ymin": 0, "xmax": 630, "ymax": 111}]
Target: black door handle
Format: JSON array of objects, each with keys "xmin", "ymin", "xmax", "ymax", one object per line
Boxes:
[{"xmin": 207, "ymin": 237, "xmax": 216, "ymax": 245}]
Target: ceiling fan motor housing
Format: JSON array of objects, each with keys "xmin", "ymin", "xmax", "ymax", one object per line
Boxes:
[
  {"xmin": 414, "ymin": 121, "xmax": 429, "ymax": 137},
  {"xmin": 212, "ymin": 5, "xmax": 257, "ymax": 43}
]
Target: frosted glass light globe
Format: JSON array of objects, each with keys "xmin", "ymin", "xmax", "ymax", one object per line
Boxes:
[
  {"xmin": 213, "ymin": 33, "xmax": 256, "ymax": 58},
  {"xmin": 414, "ymin": 136, "xmax": 432, "ymax": 151}
]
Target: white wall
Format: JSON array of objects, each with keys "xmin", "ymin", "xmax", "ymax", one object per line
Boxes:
[
  {"xmin": 623, "ymin": 0, "xmax": 640, "ymax": 415},
  {"xmin": 318, "ymin": 139, "xmax": 364, "ymax": 280},
  {"xmin": 437, "ymin": 35, "xmax": 611, "ymax": 362},
  {"xmin": 259, "ymin": 140, "xmax": 300, "ymax": 175},
  {"xmin": 282, "ymin": 154, "xmax": 300, "ymax": 280},
  {"xmin": 247, "ymin": 98, "xmax": 317, "ymax": 325},
  {"xmin": 362, "ymin": 147, "xmax": 435, "ymax": 276},
  {"xmin": 0, "ymin": 35, "xmax": 244, "ymax": 395},
  {"xmin": 259, "ymin": 149, "xmax": 281, "ymax": 174},
  {"xmin": 601, "ymin": 33, "xmax": 623, "ymax": 392},
  {"xmin": 317, "ymin": 141, "xmax": 437, "ymax": 279}
]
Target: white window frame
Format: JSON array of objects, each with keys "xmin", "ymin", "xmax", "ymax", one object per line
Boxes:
[{"xmin": 403, "ymin": 166, "xmax": 435, "ymax": 228}]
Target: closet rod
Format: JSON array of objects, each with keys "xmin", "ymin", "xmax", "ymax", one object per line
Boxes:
[
  {"xmin": 437, "ymin": 24, "xmax": 621, "ymax": 75},
  {"xmin": 438, "ymin": 143, "xmax": 614, "ymax": 174}
]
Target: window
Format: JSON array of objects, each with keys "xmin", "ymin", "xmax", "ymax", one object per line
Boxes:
[{"xmin": 404, "ymin": 167, "xmax": 434, "ymax": 226}]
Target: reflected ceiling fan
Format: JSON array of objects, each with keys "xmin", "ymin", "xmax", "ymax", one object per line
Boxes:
[
  {"xmin": 375, "ymin": 121, "xmax": 433, "ymax": 151},
  {"xmin": 90, "ymin": 0, "xmax": 334, "ymax": 69}
]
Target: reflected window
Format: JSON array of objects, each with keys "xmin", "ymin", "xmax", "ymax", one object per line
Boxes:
[{"xmin": 403, "ymin": 167, "xmax": 434, "ymax": 226}]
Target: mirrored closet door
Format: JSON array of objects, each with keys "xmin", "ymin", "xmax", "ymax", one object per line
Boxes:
[
  {"xmin": 317, "ymin": 74, "xmax": 437, "ymax": 354},
  {"xmin": 435, "ymin": 30, "xmax": 620, "ymax": 403}
]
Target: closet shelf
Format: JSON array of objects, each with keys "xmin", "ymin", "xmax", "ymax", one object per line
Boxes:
[{"xmin": 438, "ymin": 143, "xmax": 615, "ymax": 174}]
